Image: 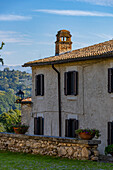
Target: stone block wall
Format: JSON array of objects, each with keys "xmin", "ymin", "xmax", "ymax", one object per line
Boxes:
[{"xmin": 0, "ymin": 133, "xmax": 101, "ymax": 161}]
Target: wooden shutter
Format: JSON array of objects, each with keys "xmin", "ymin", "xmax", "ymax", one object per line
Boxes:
[
  {"xmin": 74, "ymin": 120, "xmax": 79, "ymax": 138},
  {"xmin": 108, "ymin": 122, "xmax": 113, "ymax": 145},
  {"xmin": 35, "ymin": 75, "xmax": 38, "ymax": 96},
  {"xmin": 34, "ymin": 117, "xmax": 40, "ymax": 135},
  {"xmin": 40, "ymin": 74, "xmax": 44, "ymax": 96},
  {"xmin": 64, "ymin": 72, "xmax": 68, "ymax": 95},
  {"xmin": 73, "ymin": 71, "xmax": 78, "ymax": 96},
  {"xmin": 108, "ymin": 68, "xmax": 113, "ymax": 93},
  {"xmin": 39, "ymin": 117, "xmax": 44, "ymax": 135},
  {"xmin": 65, "ymin": 119, "xmax": 71, "ymax": 137},
  {"xmin": 71, "ymin": 119, "xmax": 79, "ymax": 138}
]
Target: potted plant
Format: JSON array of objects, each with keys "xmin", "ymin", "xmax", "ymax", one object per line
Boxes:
[
  {"xmin": 105, "ymin": 145, "xmax": 113, "ymax": 156},
  {"xmin": 13, "ymin": 123, "xmax": 29, "ymax": 134},
  {"xmin": 75, "ymin": 128, "xmax": 101, "ymax": 140}
]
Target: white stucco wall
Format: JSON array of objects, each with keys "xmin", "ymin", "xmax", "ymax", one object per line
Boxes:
[{"xmin": 30, "ymin": 58, "xmax": 113, "ymax": 154}]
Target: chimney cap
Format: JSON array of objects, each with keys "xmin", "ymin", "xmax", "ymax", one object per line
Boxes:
[{"xmin": 56, "ymin": 30, "xmax": 72, "ymax": 37}]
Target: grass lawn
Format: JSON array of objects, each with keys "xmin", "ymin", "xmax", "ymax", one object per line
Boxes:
[{"xmin": 0, "ymin": 150, "xmax": 113, "ymax": 170}]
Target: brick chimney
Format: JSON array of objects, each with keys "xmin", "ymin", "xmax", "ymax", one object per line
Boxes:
[{"xmin": 55, "ymin": 30, "xmax": 72, "ymax": 55}]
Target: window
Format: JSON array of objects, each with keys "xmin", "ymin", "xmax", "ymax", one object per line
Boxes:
[
  {"xmin": 65, "ymin": 119, "xmax": 78, "ymax": 138},
  {"xmin": 34, "ymin": 117, "xmax": 44, "ymax": 135},
  {"xmin": 64, "ymin": 71, "xmax": 78, "ymax": 96},
  {"xmin": 61, "ymin": 37, "xmax": 63, "ymax": 41},
  {"xmin": 64, "ymin": 37, "xmax": 66, "ymax": 41},
  {"xmin": 35, "ymin": 74, "xmax": 44, "ymax": 96}
]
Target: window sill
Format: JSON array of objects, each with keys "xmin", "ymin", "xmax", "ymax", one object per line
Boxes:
[
  {"xmin": 67, "ymin": 96, "xmax": 77, "ymax": 101},
  {"xmin": 36, "ymin": 96, "xmax": 44, "ymax": 100}
]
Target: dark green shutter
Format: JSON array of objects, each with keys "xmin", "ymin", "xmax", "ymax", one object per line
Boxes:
[
  {"xmin": 108, "ymin": 122, "xmax": 113, "ymax": 145},
  {"xmin": 64, "ymin": 72, "xmax": 68, "ymax": 95},
  {"xmin": 40, "ymin": 74, "xmax": 44, "ymax": 96},
  {"xmin": 35, "ymin": 76, "xmax": 38, "ymax": 96},
  {"xmin": 71, "ymin": 119, "xmax": 79, "ymax": 138},
  {"xmin": 73, "ymin": 71, "xmax": 78, "ymax": 96},
  {"xmin": 108, "ymin": 68, "xmax": 113, "ymax": 93},
  {"xmin": 65, "ymin": 119, "xmax": 71, "ymax": 137},
  {"xmin": 39, "ymin": 117, "xmax": 44, "ymax": 135},
  {"xmin": 34, "ymin": 117, "xmax": 40, "ymax": 135}
]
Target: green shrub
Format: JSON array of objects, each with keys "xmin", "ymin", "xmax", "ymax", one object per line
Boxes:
[{"xmin": 105, "ymin": 144, "xmax": 113, "ymax": 155}]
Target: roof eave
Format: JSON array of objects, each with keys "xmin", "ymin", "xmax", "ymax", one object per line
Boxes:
[
  {"xmin": 21, "ymin": 101, "xmax": 32, "ymax": 104},
  {"xmin": 22, "ymin": 53, "xmax": 113, "ymax": 67}
]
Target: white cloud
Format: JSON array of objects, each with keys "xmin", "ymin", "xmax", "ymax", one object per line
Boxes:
[
  {"xmin": 94, "ymin": 33, "xmax": 113, "ymax": 40},
  {"xmin": 34, "ymin": 9, "xmax": 113, "ymax": 17},
  {"xmin": 76, "ymin": 0, "xmax": 113, "ymax": 6},
  {"xmin": 2, "ymin": 51, "xmax": 16, "ymax": 56},
  {"xmin": 44, "ymin": 33, "xmax": 54, "ymax": 37},
  {"xmin": 36, "ymin": 41, "xmax": 53, "ymax": 45},
  {"xmin": 0, "ymin": 15, "xmax": 32, "ymax": 21},
  {"xmin": 73, "ymin": 41, "xmax": 91, "ymax": 48},
  {"xmin": 0, "ymin": 31, "xmax": 32, "ymax": 45}
]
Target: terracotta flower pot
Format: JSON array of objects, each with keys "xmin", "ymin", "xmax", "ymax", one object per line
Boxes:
[
  {"xmin": 13, "ymin": 127, "xmax": 28, "ymax": 134},
  {"xmin": 79, "ymin": 132, "xmax": 95, "ymax": 140}
]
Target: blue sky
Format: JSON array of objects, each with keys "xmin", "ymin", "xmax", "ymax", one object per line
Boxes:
[{"xmin": 0, "ymin": 0, "xmax": 113, "ymax": 65}]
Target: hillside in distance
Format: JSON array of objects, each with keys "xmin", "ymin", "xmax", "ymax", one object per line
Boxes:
[
  {"xmin": 0, "ymin": 68, "xmax": 32, "ymax": 114},
  {"xmin": 0, "ymin": 65, "xmax": 31, "ymax": 73}
]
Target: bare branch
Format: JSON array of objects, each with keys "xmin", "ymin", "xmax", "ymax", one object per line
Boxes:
[{"xmin": 0, "ymin": 42, "xmax": 5, "ymax": 50}]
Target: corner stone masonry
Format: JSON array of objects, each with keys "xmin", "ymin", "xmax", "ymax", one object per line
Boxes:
[{"xmin": 0, "ymin": 133, "xmax": 101, "ymax": 161}]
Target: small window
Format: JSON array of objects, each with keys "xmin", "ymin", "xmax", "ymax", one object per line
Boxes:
[
  {"xmin": 65, "ymin": 119, "xmax": 78, "ymax": 138},
  {"xmin": 61, "ymin": 37, "xmax": 63, "ymax": 41},
  {"xmin": 64, "ymin": 71, "xmax": 78, "ymax": 96},
  {"xmin": 64, "ymin": 37, "xmax": 66, "ymax": 41},
  {"xmin": 35, "ymin": 74, "xmax": 44, "ymax": 96},
  {"xmin": 34, "ymin": 117, "xmax": 44, "ymax": 135}
]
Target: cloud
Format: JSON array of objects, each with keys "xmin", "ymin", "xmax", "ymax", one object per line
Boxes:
[
  {"xmin": 0, "ymin": 31, "xmax": 32, "ymax": 45},
  {"xmin": 34, "ymin": 9, "xmax": 113, "ymax": 17},
  {"xmin": 44, "ymin": 33, "xmax": 54, "ymax": 37},
  {"xmin": 75, "ymin": 0, "xmax": 113, "ymax": 6},
  {"xmin": 0, "ymin": 15, "xmax": 32, "ymax": 21},
  {"xmin": 36, "ymin": 41, "xmax": 53, "ymax": 45},
  {"xmin": 94, "ymin": 33, "xmax": 113, "ymax": 40},
  {"xmin": 2, "ymin": 51, "xmax": 16, "ymax": 56},
  {"xmin": 73, "ymin": 41, "xmax": 90, "ymax": 47}
]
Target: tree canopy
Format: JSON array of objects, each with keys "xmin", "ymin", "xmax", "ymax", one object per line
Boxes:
[
  {"xmin": 0, "ymin": 68, "xmax": 32, "ymax": 114},
  {"xmin": 0, "ymin": 109, "xmax": 21, "ymax": 132}
]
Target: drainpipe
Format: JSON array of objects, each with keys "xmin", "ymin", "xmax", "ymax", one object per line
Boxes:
[{"xmin": 52, "ymin": 64, "xmax": 61, "ymax": 137}]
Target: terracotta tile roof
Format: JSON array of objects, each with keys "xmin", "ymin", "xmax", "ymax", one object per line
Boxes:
[
  {"xmin": 21, "ymin": 97, "xmax": 32, "ymax": 103},
  {"xmin": 16, "ymin": 97, "xmax": 32, "ymax": 104},
  {"xmin": 23, "ymin": 39, "xmax": 113, "ymax": 67}
]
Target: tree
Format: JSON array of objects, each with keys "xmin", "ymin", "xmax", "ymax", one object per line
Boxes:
[
  {"xmin": 0, "ymin": 42, "xmax": 5, "ymax": 65},
  {"xmin": 0, "ymin": 109, "xmax": 21, "ymax": 132}
]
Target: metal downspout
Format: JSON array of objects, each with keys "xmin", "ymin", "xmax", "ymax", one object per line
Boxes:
[{"xmin": 52, "ymin": 64, "xmax": 61, "ymax": 137}]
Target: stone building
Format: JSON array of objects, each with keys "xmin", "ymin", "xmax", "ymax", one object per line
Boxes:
[
  {"xmin": 23, "ymin": 30, "xmax": 113, "ymax": 154},
  {"xmin": 16, "ymin": 97, "xmax": 32, "ymax": 134}
]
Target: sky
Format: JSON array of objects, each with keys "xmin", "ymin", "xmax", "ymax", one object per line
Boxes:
[{"xmin": 0, "ymin": 0, "xmax": 113, "ymax": 66}]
